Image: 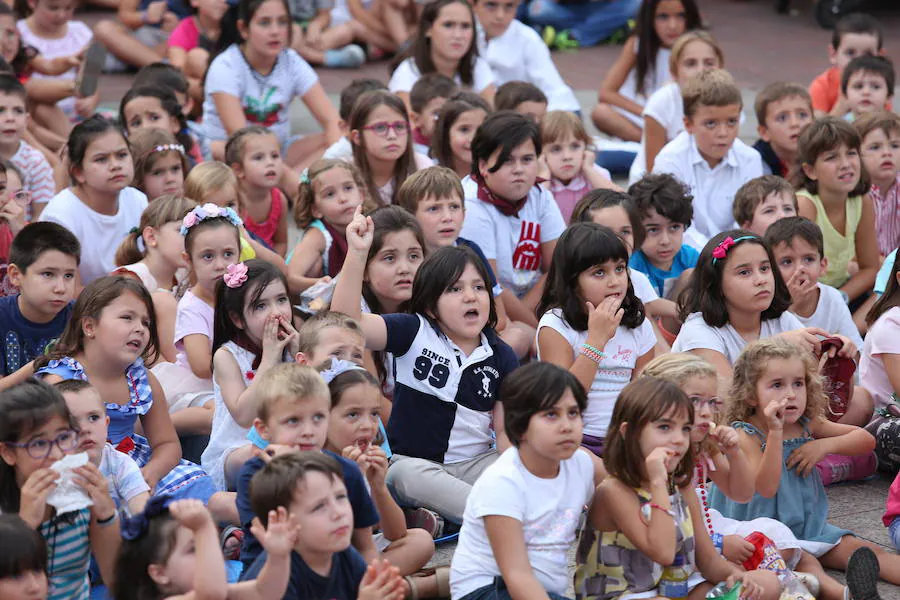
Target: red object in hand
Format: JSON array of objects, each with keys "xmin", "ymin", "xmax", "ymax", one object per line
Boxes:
[
  {"xmin": 741, "ymin": 532, "xmax": 787, "ymax": 573},
  {"xmin": 820, "ymin": 337, "xmax": 856, "ymax": 421}
]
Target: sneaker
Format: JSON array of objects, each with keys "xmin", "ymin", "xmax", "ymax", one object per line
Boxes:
[
  {"xmin": 541, "ymin": 26, "xmax": 557, "ymax": 48},
  {"xmin": 403, "ymin": 507, "xmax": 444, "ymax": 539},
  {"xmin": 324, "ymin": 44, "xmax": 366, "ymax": 69},
  {"xmin": 815, "ymin": 452, "xmax": 876, "ymax": 486},
  {"xmin": 553, "ymin": 30, "xmax": 579, "ymax": 51},
  {"xmin": 219, "ymin": 525, "xmax": 243, "ymax": 561},
  {"xmin": 846, "ymin": 547, "xmax": 881, "ymax": 600}
]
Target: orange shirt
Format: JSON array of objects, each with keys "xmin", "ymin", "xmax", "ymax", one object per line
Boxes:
[{"xmin": 809, "ymin": 67, "xmax": 841, "ymax": 113}]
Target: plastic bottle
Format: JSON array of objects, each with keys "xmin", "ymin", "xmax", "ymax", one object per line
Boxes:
[{"xmin": 658, "ymin": 554, "xmax": 690, "ymax": 599}]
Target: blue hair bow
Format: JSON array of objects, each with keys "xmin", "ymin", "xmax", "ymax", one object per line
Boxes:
[{"xmin": 120, "ymin": 494, "xmax": 174, "ymax": 541}]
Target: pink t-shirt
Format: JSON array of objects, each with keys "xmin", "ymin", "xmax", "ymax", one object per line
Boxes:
[
  {"xmin": 549, "ymin": 175, "xmax": 591, "ymax": 224},
  {"xmin": 860, "ymin": 306, "xmax": 900, "ymax": 429},
  {"xmin": 168, "ymin": 17, "xmax": 201, "ymax": 51},
  {"xmin": 884, "ymin": 469, "xmax": 900, "ymax": 526},
  {"xmin": 173, "ymin": 290, "xmax": 214, "ymax": 370}
]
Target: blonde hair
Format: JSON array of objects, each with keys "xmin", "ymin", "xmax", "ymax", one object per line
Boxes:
[
  {"xmin": 541, "ymin": 111, "xmax": 592, "ymax": 147},
  {"xmin": 395, "ymin": 165, "xmax": 464, "ymax": 214},
  {"xmin": 297, "ymin": 311, "xmax": 365, "ymax": 356},
  {"xmin": 669, "ymin": 30, "xmax": 724, "ymax": 77},
  {"xmin": 728, "ymin": 337, "xmax": 826, "ymax": 424},
  {"xmin": 682, "ymin": 68, "xmax": 742, "ymax": 118},
  {"xmin": 642, "ymin": 353, "xmax": 718, "ymax": 388},
  {"xmin": 128, "ymin": 128, "xmax": 189, "ymax": 197},
  {"xmin": 184, "ymin": 161, "xmax": 239, "ymax": 207},
  {"xmin": 294, "ymin": 159, "xmax": 373, "ymax": 229},
  {"xmin": 114, "ymin": 194, "xmax": 196, "ymax": 266},
  {"xmin": 255, "ymin": 363, "xmax": 330, "ymax": 423}
]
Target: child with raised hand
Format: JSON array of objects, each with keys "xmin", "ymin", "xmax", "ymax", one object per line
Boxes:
[
  {"xmin": 320, "ymin": 359, "xmax": 442, "ymax": 597},
  {"xmin": 39, "ymin": 116, "xmax": 148, "ymax": 285},
  {"xmin": 32, "ymin": 277, "xmax": 234, "ymax": 520},
  {"xmin": 202, "ymin": 259, "xmax": 299, "ymax": 492},
  {"xmin": 591, "ymin": 0, "xmax": 701, "ymax": 144},
  {"xmin": 115, "ymin": 495, "xmax": 296, "ymax": 600},
  {"xmin": 128, "ymin": 129, "xmax": 189, "ymax": 202},
  {"xmin": 57, "ymin": 379, "xmax": 150, "ymax": 516},
  {"xmin": 0, "ymin": 380, "xmax": 121, "ymax": 600},
  {"xmin": 673, "ymin": 230, "xmax": 856, "ymax": 380},
  {"xmin": 753, "ymin": 83, "xmax": 814, "ymax": 179},
  {"xmin": 202, "ymin": 0, "xmax": 340, "ymax": 171},
  {"xmin": 631, "ymin": 30, "xmax": 725, "ymax": 183},
  {"xmin": 225, "ymin": 126, "xmax": 289, "ymax": 256},
  {"xmin": 120, "ymin": 86, "xmax": 197, "ymax": 167},
  {"xmin": 733, "ymin": 175, "xmax": 798, "ymax": 238},
  {"xmin": 430, "ymin": 91, "xmax": 491, "ymax": 180},
  {"xmin": 242, "ymin": 451, "xmax": 406, "ymax": 600},
  {"xmin": 710, "ymin": 337, "xmax": 900, "ymax": 591},
  {"xmin": 288, "ymin": 159, "xmax": 372, "ymax": 294},
  {"xmin": 388, "ymin": 0, "xmax": 496, "ymax": 109},
  {"xmin": 0, "ymin": 513, "xmax": 49, "ymax": 599},
  {"xmin": 460, "ymin": 111, "xmax": 566, "ymax": 328},
  {"xmin": 794, "ymin": 117, "xmax": 878, "ymax": 309},
  {"xmin": 536, "ymin": 222, "xmax": 656, "ymax": 457},
  {"xmin": 450, "ymin": 361, "xmax": 598, "ymax": 600},
  {"xmin": 332, "ymin": 208, "xmax": 519, "ymax": 525},
  {"xmin": 349, "ymin": 90, "xmax": 431, "ymax": 207},
  {"xmin": 152, "ymin": 203, "xmax": 241, "ymax": 432},
  {"xmin": 576, "ymin": 376, "xmax": 780, "ymax": 600},
  {"xmin": 855, "ymin": 111, "xmax": 900, "ymax": 256},
  {"xmin": 540, "ymin": 111, "xmax": 618, "ymax": 222}
]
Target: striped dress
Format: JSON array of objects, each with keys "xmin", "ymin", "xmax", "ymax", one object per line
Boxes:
[{"xmin": 40, "ymin": 508, "xmax": 91, "ymax": 600}]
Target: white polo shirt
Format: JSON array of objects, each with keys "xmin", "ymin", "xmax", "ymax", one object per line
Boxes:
[{"xmin": 653, "ymin": 131, "xmax": 764, "ymax": 249}]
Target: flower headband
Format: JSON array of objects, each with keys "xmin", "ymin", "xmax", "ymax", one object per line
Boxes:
[
  {"xmin": 224, "ymin": 262, "xmax": 248, "ymax": 288},
  {"xmin": 149, "ymin": 144, "xmax": 185, "ymax": 157},
  {"xmin": 320, "ymin": 358, "xmax": 367, "ymax": 384},
  {"xmin": 180, "ymin": 203, "xmax": 242, "ymax": 236},
  {"xmin": 120, "ymin": 494, "xmax": 174, "ymax": 541},
  {"xmin": 711, "ymin": 235, "xmax": 757, "ymax": 264}
]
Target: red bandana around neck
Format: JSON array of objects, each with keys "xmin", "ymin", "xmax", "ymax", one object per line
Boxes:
[{"xmin": 471, "ymin": 172, "xmax": 544, "ymax": 217}]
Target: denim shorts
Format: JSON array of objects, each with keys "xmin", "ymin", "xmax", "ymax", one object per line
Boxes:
[{"xmin": 889, "ymin": 516, "xmax": 900, "ymax": 551}]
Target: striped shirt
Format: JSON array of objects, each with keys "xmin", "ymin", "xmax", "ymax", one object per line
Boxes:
[
  {"xmin": 870, "ymin": 176, "xmax": 900, "ymax": 256},
  {"xmin": 39, "ymin": 508, "xmax": 91, "ymax": 600},
  {"xmin": 12, "ymin": 141, "xmax": 55, "ymax": 216}
]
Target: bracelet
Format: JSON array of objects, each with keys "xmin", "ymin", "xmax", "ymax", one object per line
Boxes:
[
  {"xmin": 95, "ymin": 513, "xmax": 117, "ymax": 527},
  {"xmin": 580, "ymin": 344, "xmax": 605, "ymax": 365},
  {"xmin": 648, "ymin": 503, "xmax": 676, "ymax": 519},
  {"xmin": 711, "ymin": 533, "xmax": 724, "ymax": 554},
  {"xmin": 583, "ymin": 343, "xmax": 605, "ymax": 356}
]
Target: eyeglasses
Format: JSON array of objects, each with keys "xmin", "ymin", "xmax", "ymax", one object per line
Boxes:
[
  {"xmin": 4, "ymin": 429, "xmax": 80, "ymax": 459},
  {"xmin": 11, "ymin": 190, "xmax": 29, "ymax": 207},
  {"xmin": 361, "ymin": 121, "xmax": 409, "ymax": 137},
  {"xmin": 691, "ymin": 397, "xmax": 724, "ymax": 413}
]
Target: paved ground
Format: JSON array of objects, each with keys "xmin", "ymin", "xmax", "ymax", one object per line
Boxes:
[{"xmin": 81, "ymin": 0, "xmax": 900, "ymax": 595}]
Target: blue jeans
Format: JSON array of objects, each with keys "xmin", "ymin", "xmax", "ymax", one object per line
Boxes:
[
  {"xmin": 459, "ymin": 577, "xmax": 572, "ymax": 600},
  {"xmin": 889, "ymin": 516, "xmax": 900, "ymax": 551},
  {"xmin": 525, "ymin": 0, "xmax": 641, "ymax": 47}
]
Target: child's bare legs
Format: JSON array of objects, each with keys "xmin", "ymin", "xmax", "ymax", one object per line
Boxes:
[
  {"xmin": 170, "ymin": 405, "xmax": 214, "ymax": 436},
  {"xmin": 591, "ymin": 102, "xmax": 642, "ymax": 142},
  {"xmin": 838, "ymin": 386, "xmax": 874, "ymax": 427},
  {"xmin": 31, "ymin": 103, "xmax": 71, "ymax": 139},
  {"xmin": 224, "ymin": 444, "xmax": 259, "ymax": 491},
  {"xmin": 374, "ymin": 0, "xmax": 415, "ymax": 47},
  {"xmin": 325, "ymin": 20, "xmax": 396, "ymax": 52},
  {"xmin": 93, "ymin": 21, "xmax": 166, "ymax": 69},
  {"xmin": 499, "ymin": 322, "xmax": 535, "ymax": 359},
  {"xmin": 382, "ymin": 528, "xmax": 433, "ymax": 575},
  {"xmin": 822, "ymin": 535, "xmax": 900, "ymax": 585},
  {"xmin": 686, "ymin": 570, "xmax": 780, "ymax": 600},
  {"xmin": 285, "ymin": 133, "xmax": 326, "ymax": 172},
  {"xmin": 852, "ymin": 293, "xmax": 878, "ymax": 335},
  {"xmin": 208, "ymin": 491, "xmax": 240, "ymax": 525},
  {"xmin": 292, "ymin": 24, "xmax": 326, "ymax": 65},
  {"xmin": 185, "ymin": 48, "xmax": 210, "ymax": 105},
  {"xmin": 795, "ymin": 550, "xmax": 845, "ymax": 600}
]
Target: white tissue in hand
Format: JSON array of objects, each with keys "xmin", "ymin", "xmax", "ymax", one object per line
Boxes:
[{"xmin": 46, "ymin": 452, "xmax": 93, "ymax": 515}]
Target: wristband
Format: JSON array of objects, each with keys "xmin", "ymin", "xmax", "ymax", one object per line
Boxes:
[
  {"xmin": 648, "ymin": 503, "xmax": 675, "ymax": 519},
  {"xmin": 711, "ymin": 533, "xmax": 724, "ymax": 554},
  {"xmin": 580, "ymin": 344, "xmax": 605, "ymax": 365},
  {"xmin": 95, "ymin": 513, "xmax": 117, "ymax": 527}
]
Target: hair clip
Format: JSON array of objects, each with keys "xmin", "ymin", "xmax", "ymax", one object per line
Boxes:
[
  {"xmin": 711, "ymin": 235, "xmax": 756, "ymax": 264},
  {"xmin": 223, "ymin": 262, "xmax": 248, "ymax": 288},
  {"xmin": 120, "ymin": 494, "xmax": 174, "ymax": 541},
  {"xmin": 180, "ymin": 203, "xmax": 243, "ymax": 235},
  {"xmin": 151, "ymin": 144, "xmax": 185, "ymax": 156},
  {"xmin": 320, "ymin": 358, "xmax": 366, "ymax": 384},
  {"xmin": 299, "ymin": 168, "xmax": 310, "ymax": 185}
]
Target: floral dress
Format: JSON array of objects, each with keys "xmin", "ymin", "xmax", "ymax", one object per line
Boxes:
[{"xmin": 36, "ymin": 356, "xmax": 216, "ymax": 501}]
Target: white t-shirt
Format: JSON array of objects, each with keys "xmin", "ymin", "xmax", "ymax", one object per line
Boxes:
[
  {"xmin": 460, "ymin": 176, "xmax": 566, "ymax": 297},
  {"xmin": 629, "ymin": 82, "xmax": 684, "ymax": 185},
  {"xmin": 203, "ymin": 45, "xmax": 319, "ymax": 145},
  {"xmin": 450, "ymin": 446, "xmax": 594, "ymax": 598},
  {"xmin": 537, "ymin": 308, "xmax": 656, "ymax": 437},
  {"xmin": 653, "ymin": 131, "xmax": 764, "ymax": 249},
  {"xmin": 672, "ymin": 311, "xmax": 804, "ymax": 364},
  {"xmin": 99, "ymin": 443, "xmax": 149, "ymax": 515},
  {"xmin": 389, "ymin": 56, "xmax": 495, "ymax": 94},
  {"xmin": 323, "ymin": 136, "xmax": 353, "ymax": 160},
  {"xmin": 792, "ymin": 283, "xmax": 863, "ymax": 349},
  {"xmin": 477, "ymin": 20, "xmax": 579, "ymax": 112},
  {"xmin": 630, "ymin": 268, "xmax": 660, "ymax": 305},
  {"xmin": 12, "ymin": 140, "xmax": 56, "ymax": 216},
  {"xmin": 39, "ymin": 187, "xmax": 148, "ymax": 284},
  {"xmin": 17, "ymin": 19, "xmax": 92, "ymax": 116}
]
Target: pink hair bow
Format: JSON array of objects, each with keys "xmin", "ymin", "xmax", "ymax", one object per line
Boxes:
[
  {"xmin": 223, "ymin": 262, "xmax": 248, "ymax": 288},
  {"xmin": 711, "ymin": 236, "xmax": 736, "ymax": 261}
]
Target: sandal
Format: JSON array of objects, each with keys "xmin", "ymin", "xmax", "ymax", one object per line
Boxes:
[
  {"xmin": 76, "ymin": 42, "xmax": 106, "ymax": 98},
  {"xmin": 405, "ymin": 565, "xmax": 451, "ymax": 599}
]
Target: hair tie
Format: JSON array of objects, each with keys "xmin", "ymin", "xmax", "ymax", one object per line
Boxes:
[
  {"xmin": 711, "ymin": 235, "xmax": 756, "ymax": 264},
  {"xmin": 223, "ymin": 262, "xmax": 248, "ymax": 288},
  {"xmin": 320, "ymin": 358, "xmax": 367, "ymax": 384},
  {"xmin": 120, "ymin": 494, "xmax": 174, "ymax": 541},
  {"xmin": 181, "ymin": 203, "xmax": 243, "ymax": 236}
]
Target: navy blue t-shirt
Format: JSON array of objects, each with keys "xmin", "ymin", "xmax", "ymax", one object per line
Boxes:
[
  {"xmin": 237, "ymin": 450, "xmax": 379, "ymax": 570},
  {"xmin": 0, "ymin": 295, "xmax": 73, "ymax": 377},
  {"xmin": 241, "ymin": 546, "xmax": 367, "ymax": 600}
]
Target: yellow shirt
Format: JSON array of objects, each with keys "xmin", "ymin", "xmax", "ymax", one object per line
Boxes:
[{"xmin": 796, "ymin": 189, "xmax": 862, "ymax": 288}]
